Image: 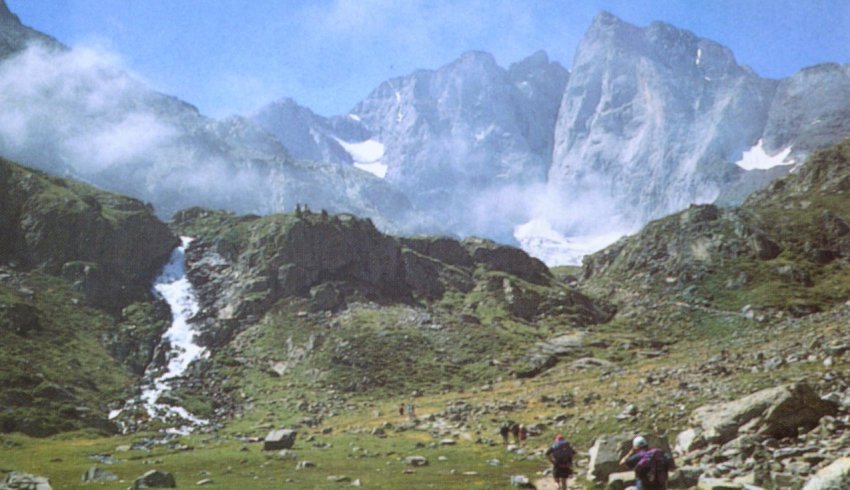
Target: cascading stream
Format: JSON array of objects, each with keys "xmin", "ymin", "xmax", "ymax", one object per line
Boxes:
[{"xmin": 110, "ymin": 237, "xmax": 209, "ymax": 434}]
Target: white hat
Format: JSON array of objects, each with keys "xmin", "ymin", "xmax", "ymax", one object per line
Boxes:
[{"xmin": 633, "ymin": 436, "xmax": 648, "ymax": 448}]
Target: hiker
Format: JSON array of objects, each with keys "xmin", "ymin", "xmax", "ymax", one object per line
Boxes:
[
  {"xmin": 619, "ymin": 435, "xmax": 675, "ymax": 490},
  {"xmin": 399, "ymin": 403, "xmax": 404, "ymax": 416},
  {"xmin": 407, "ymin": 403, "xmax": 415, "ymax": 420},
  {"xmin": 511, "ymin": 422, "xmax": 520, "ymax": 444},
  {"xmin": 499, "ymin": 423, "xmax": 510, "ymax": 445},
  {"xmin": 518, "ymin": 424, "xmax": 528, "ymax": 446},
  {"xmin": 545, "ymin": 434, "xmax": 575, "ymax": 490}
]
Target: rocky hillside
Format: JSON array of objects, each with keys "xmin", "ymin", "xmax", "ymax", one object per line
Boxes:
[
  {"xmin": 146, "ymin": 207, "xmax": 614, "ymax": 426},
  {"xmin": 0, "ymin": 157, "xmax": 176, "ymax": 310},
  {"xmin": 0, "ymin": 157, "xmax": 178, "ymax": 436},
  {"xmin": 581, "ymin": 138, "xmax": 850, "ymax": 320}
]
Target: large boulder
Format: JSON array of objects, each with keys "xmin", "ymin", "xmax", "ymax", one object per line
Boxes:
[
  {"xmin": 802, "ymin": 457, "xmax": 850, "ymax": 490},
  {"xmin": 0, "ymin": 472, "xmax": 52, "ymax": 490},
  {"xmin": 263, "ymin": 429, "xmax": 298, "ymax": 451},
  {"xmin": 680, "ymin": 382, "xmax": 837, "ymax": 451},
  {"xmin": 133, "ymin": 470, "xmax": 176, "ymax": 489},
  {"xmin": 587, "ymin": 433, "xmax": 670, "ymax": 484}
]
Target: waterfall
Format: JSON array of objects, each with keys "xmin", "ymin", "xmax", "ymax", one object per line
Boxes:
[{"xmin": 110, "ymin": 237, "xmax": 209, "ymax": 434}]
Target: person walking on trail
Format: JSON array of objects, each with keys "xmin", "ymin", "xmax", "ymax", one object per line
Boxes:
[
  {"xmin": 510, "ymin": 422, "xmax": 520, "ymax": 444},
  {"xmin": 545, "ymin": 434, "xmax": 575, "ymax": 490},
  {"xmin": 518, "ymin": 424, "xmax": 528, "ymax": 446},
  {"xmin": 499, "ymin": 423, "xmax": 510, "ymax": 446},
  {"xmin": 619, "ymin": 435, "xmax": 675, "ymax": 490}
]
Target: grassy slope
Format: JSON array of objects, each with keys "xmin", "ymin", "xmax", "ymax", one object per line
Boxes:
[{"xmin": 0, "ymin": 274, "xmax": 133, "ymax": 436}]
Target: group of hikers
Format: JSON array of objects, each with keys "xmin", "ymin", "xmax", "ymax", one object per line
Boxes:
[
  {"xmin": 499, "ymin": 421, "xmax": 528, "ymax": 446},
  {"xmin": 545, "ymin": 434, "xmax": 675, "ymax": 490}
]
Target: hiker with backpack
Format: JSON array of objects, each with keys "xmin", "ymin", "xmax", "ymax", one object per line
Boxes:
[
  {"xmin": 545, "ymin": 434, "xmax": 575, "ymax": 490},
  {"xmin": 619, "ymin": 436, "xmax": 675, "ymax": 490}
]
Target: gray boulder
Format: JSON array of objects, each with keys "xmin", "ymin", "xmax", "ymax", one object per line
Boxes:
[
  {"xmin": 133, "ymin": 470, "xmax": 176, "ymax": 489},
  {"xmin": 81, "ymin": 466, "xmax": 118, "ymax": 483},
  {"xmin": 263, "ymin": 429, "xmax": 298, "ymax": 451},
  {"xmin": 681, "ymin": 382, "xmax": 837, "ymax": 450},
  {"xmin": 802, "ymin": 457, "xmax": 850, "ymax": 490},
  {"xmin": 587, "ymin": 432, "xmax": 670, "ymax": 484},
  {"xmin": 0, "ymin": 472, "xmax": 52, "ymax": 490}
]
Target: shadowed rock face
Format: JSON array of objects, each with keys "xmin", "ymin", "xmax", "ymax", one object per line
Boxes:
[
  {"xmin": 0, "ymin": 158, "xmax": 177, "ymax": 311},
  {"xmin": 173, "ymin": 208, "xmax": 604, "ymax": 348}
]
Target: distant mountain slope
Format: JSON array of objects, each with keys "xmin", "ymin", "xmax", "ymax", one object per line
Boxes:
[
  {"xmin": 0, "ymin": 1, "xmax": 414, "ymax": 230},
  {"xmin": 253, "ymin": 50, "xmax": 569, "ymax": 242}
]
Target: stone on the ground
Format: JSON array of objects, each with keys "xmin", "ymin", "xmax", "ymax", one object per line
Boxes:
[
  {"xmin": 587, "ymin": 433, "xmax": 670, "ymax": 483},
  {"xmin": 296, "ymin": 461, "xmax": 316, "ymax": 470},
  {"xmin": 802, "ymin": 457, "xmax": 850, "ymax": 490},
  {"xmin": 668, "ymin": 466, "xmax": 703, "ymax": 489},
  {"xmin": 510, "ymin": 474, "xmax": 535, "ymax": 488},
  {"xmin": 327, "ymin": 475, "xmax": 351, "ymax": 482},
  {"xmin": 133, "ymin": 469, "xmax": 176, "ymax": 489},
  {"xmin": 405, "ymin": 455, "xmax": 428, "ymax": 467},
  {"xmin": 697, "ymin": 476, "xmax": 743, "ymax": 489},
  {"xmin": 81, "ymin": 466, "xmax": 118, "ymax": 483},
  {"xmin": 1, "ymin": 472, "xmax": 52, "ymax": 490},
  {"xmin": 196, "ymin": 479, "xmax": 214, "ymax": 486},
  {"xmin": 263, "ymin": 428, "xmax": 297, "ymax": 450},
  {"xmin": 606, "ymin": 470, "xmax": 635, "ymax": 490}
]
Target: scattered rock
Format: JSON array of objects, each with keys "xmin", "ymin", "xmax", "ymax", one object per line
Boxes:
[
  {"xmin": 1, "ymin": 472, "xmax": 52, "ymax": 490},
  {"xmin": 405, "ymin": 456, "xmax": 428, "ymax": 467},
  {"xmin": 81, "ymin": 466, "xmax": 118, "ymax": 483},
  {"xmin": 133, "ymin": 469, "xmax": 176, "ymax": 489},
  {"xmin": 263, "ymin": 429, "xmax": 297, "ymax": 451},
  {"xmin": 509, "ymin": 474, "xmax": 535, "ymax": 488},
  {"xmin": 802, "ymin": 457, "xmax": 850, "ymax": 489}
]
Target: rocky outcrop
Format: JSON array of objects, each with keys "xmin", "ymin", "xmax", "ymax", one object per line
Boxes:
[
  {"xmin": 679, "ymin": 382, "xmax": 837, "ymax": 452},
  {"xmin": 174, "ymin": 208, "xmax": 607, "ymax": 349},
  {"xmin": 0, "ymin": 158, "xmax": 177, "ymax": 311}
]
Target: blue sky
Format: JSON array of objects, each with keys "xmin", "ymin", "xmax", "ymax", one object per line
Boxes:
[{"xmin": 8, "ymin": 0, "xmax": 850, "ymax": 118}]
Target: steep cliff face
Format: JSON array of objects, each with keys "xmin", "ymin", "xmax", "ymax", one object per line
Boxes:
[
  {"xmin": 550, "ymin": 12, "xmax": 775, "ymax": 226},
  {"xmin": 762, "ymin": 63, "xmax": 850, "ymax": 157},
  {"xmin": 0, "ymin": 158, "xmax": 177, "ymax": 311},
  {"xmin": 347, "ymin": 50, "xmax": 568, "ymax": 240}
]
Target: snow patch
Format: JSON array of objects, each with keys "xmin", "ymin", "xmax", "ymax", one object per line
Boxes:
[
  {"xmin": 514, "ymin": 218, "xmax": 625, "ymax": 266},
  {"xmin": 695, "ymin": 48, "xmax": 702, "ymax": 66},
  {"xmin": 354, "ymin": 161, "xmax": 388, "ymax": 178},
  {"xmin": 735, "ymin": 139, "xmax": 794, "ymax": 171},
  {"xmin": 336, "ymin": 137, "xmax": 388, "ymax": 178},
  {"xmin": 348, "ymin": 113, "xmax": 361, "ymax": 122}
]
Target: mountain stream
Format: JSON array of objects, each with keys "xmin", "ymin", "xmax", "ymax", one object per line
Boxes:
[{"xmin": 110, "ymin": 237, "xmax": 209, "ymax": 434}]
